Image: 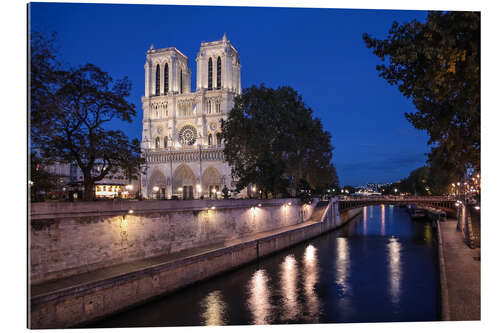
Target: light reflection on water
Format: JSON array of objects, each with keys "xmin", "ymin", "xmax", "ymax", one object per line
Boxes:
[
  {"xmin": 381, "ymin": 204, "xmax": 386, "ymax": 235},
  {"xmin": 363, "ymin": 206, "xmax": 367, "ymax": 235},
  {"xmin": 200, "ymin": 290, "xmax": 227, "ymax": 326},
  {"xmin": 303, "ymin": 245, "xmax": 320, "ymax": 322},
  {"xmin": 388, "ymin": 238, "xmax": 402, "ymax": 308},
  {"xmin": 335, "ymin": 237, "xmax": 350, "ymax": 294},
  {"xmin": 247, "ymin": 269, "xmax": 272, "ymax": 325},
  {"xmin": 280, "ymin": 255, "xmax": 300, "ymax": 321}
]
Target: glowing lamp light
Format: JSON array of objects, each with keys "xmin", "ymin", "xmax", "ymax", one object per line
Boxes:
[
  {"xmin": 126, "ymin": 184, "xmax": 134, "ymax": 191},
  {"xmin": 455, "ymin": 203, "xmax": 460, "ymax": 207},
  {"xmin": 474, "ymin": 206, "xmax": 480, "ymax": 210},
  {"xmin": 287, "ymin": 202, "xmax": 292, "ymax": 206},
  {"xmin": 178, "ymin": 187, "xmax": 183, "ymax": 191},
  {"xmin": 153, "ymin": 186, "xmax": 159, "ymax": 192},
  {"xmin": 452, "ymin": 183, "xmax": 455, "ymax": 187},
  {"xmin": 211, "ymin": 206, "xmax": 216, "ymax": 210},
  {"xmin": 212, "ymin": 188, "xmax": 216, "ymax": 193},
  {"xmin": 252, "ymin": 186, "xmax": 256, "ymax": 192},
  {"xmin": 457, "ymin": 182, "xmax": 461, "ymax": 186},
  {"xmin": 196, "ymin": 184, "xmax": 202, "ymax": 192},
  {"xmin": 257, "ymin": 203, "xmax": 262, "ymax": 207},
  {"xmin": 128, "ymin": 209, "xmax": 134, "ymax": 214}
]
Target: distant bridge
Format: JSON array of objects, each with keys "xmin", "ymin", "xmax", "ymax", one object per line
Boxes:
[{"xmin": 338, "ymin": 196, "xmax": 456, "ymax": 214}]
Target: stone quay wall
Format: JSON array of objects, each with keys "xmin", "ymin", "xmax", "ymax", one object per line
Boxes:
[
  {"xmin": 30, "ymin": 198, "xmax": 361, "ymax": 328},
  {"xmin": 30, "ymin": 198, "xmax": 318, "ymax": 285}
]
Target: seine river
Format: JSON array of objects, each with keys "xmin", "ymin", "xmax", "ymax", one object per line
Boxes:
[{"xmin": 90, "ymin": 205, "xmax": 440, "ymax": 327}]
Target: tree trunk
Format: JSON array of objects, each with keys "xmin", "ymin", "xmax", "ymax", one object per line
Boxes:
[{"xmin": 83, "ymin": 179, "xmax": 95, "ymax": 201}]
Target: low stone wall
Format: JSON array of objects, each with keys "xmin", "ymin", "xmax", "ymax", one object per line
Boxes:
[
  {"xmin": 30, "ymin": 199, "xmax": 317, "ymax": 285},
  {"xmin": 30, "ymin": 201, "xmax": 361, "ymax": 328}
]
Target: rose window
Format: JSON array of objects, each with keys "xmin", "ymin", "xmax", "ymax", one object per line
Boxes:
[{"xmin": 179, "ymin": 125, "xmax": 197, "ymax": 146}]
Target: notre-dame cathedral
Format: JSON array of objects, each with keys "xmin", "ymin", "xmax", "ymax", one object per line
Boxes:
[{"xmin": 140, "ymin": 34, "xmax": 242, "ymax": 199}]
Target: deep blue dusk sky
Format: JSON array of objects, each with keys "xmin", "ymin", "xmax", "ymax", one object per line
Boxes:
[{"xmin": 29, "ymin": 2, "xmax": 431, "ymax": 186}]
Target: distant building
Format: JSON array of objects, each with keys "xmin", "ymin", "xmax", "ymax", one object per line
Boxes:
[
  {"xmin": 40, "ymin": 161, "xmax": 139, "ymax": 199},
  {"xmin": 140, "ymin": 34, "xmax": 241, "ymax": 199}
]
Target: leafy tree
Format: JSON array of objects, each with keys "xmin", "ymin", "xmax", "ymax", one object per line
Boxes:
[
  {"xmin": 398, "ymin": 166, "xmax": 431, "ymax": 195},
  {"xmin": 221, "ymin": 85, "xmax": 336, "ymax": 198},
  {"xmin": 363, "ymin": 11, "xmax": 480, "ymax": 178},
  {"xmin": 30, "ymin": 31, "xmax": 144, "ymax": 201}
]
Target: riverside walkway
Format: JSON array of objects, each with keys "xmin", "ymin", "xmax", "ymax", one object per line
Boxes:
[{"xmin": 438, "ymin": 218, "xmax": 480, "ymax": 320}]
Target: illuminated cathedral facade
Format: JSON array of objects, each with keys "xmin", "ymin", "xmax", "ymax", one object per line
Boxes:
[{"xmin": 140, "ymin": 34, "xmax": 242, "ymax": 199}]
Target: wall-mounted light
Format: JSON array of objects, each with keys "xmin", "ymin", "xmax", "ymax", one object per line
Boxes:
[
  {"xmin": 474, "ymin": 206, "xmax": 480, "ymax": 210},
  {"xmin": 153, "ymin": 186, "xmax": 159, "ymax": 192},
  {"xmin": 287, "ymin": 202, "xmax": 292, "ymax": 206},
  {"xmin": 211, "ymin": 206, "xmax": 216, "ymax": 210},
  {"xmin": 128, "ymin": 209, "xmax": 134, "ymax": 214},
  {"xmin": 257, "ymin": 203, "xmax": 262, "ymax": 207}
]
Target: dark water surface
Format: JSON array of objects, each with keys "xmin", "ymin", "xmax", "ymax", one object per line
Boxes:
[{"xmin": 90, "ymin": 205, "xmax": 440, "ymax": 327}]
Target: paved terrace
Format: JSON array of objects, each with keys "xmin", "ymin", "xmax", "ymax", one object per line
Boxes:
[{"xmin": 438, "ymin": 218, "xmax": 481, "ymax": 320}]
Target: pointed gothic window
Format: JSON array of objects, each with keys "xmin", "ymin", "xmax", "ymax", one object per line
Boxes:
[
  {"xmin": 180, "ymin": 69, "xmax": 183, "ymax": 94},
  {"xmin": 217, "ymin": 57, "xmax": 221, "ymax": 89},
  {"xmin": 155, "ymin": 137, "xmax": 160, "ymax": 150},
  {"xmin": 155, "ymin": 64, "xmax": 160, "ymax": 96},
  {"xmin": 208, "ymin": 58, "xmax": 213, "ymax": 90},
  {"xmin": 208, "ymin": 134, "xmax": 213, "ymax": 146},
  {"xmin": 164, "ymin": 136, "xmax": 168, "ymax": 148},
  {"xmin": 164, "ymin": 63, "xmax": 169, "ymax": 94},
  {"xmin": 216, "ymin": 133, "xmax": 222, "ymax": 146}
]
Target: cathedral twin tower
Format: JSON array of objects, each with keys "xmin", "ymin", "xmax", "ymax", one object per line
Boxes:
[{"xmin": 141, "ymin": 34, "xmax": 241, "ymax": 199}]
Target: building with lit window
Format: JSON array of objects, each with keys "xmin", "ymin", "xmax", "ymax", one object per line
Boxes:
[{"xmin": 140, "ymin": 34, "xmax": 241, "ymax": 199}]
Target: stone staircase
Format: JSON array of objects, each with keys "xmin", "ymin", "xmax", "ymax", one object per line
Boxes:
[{"xmin": 310, "ymin": 200, "xmax": 329, "ymax": 222}]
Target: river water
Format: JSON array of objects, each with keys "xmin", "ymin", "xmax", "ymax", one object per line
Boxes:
[{"xmin": 90, "ymin": 204, "xmax": 440, "ymax": 327}]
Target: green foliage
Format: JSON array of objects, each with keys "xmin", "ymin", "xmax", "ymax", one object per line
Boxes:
[
  {"xmin": 30, "ymin": 32, "xmax": 144, "ymax": 200},
  {"xmin": 221, "ymin": 84, "xmax": 337, "ymax": 198},
  {"xmin": 398, "ymin": 166, "xmax": 431, "ymax": 195},
  {"xmin": 363, "ymin": 11, "xmax": 480, "ymax": 177}
]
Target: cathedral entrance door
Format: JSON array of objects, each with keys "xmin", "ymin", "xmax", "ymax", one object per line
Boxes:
[
  {"xmin": 183, "ymin": 186, "xmax": 193, "ymax": 200},
  {"xmin": 209, "ymin": 185, "xmax": 220, "ymax": 199}
]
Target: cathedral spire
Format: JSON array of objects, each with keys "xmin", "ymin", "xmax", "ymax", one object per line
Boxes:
[{"xmin": 222, "ymin": 32, "xmax": 227, "ymax": 42}]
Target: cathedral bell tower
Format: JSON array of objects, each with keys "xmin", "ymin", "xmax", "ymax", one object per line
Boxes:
[{"xmin": 196, "ymin": 33, "xmax": 241, "ymax": 94}]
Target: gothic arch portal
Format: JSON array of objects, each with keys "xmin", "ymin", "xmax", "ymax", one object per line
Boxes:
[
  {"xmin": 148, "ymin": 168, "xmax": 167, "ymax": 197},
  {"xmin": 202, "ymin": 166, "xmax": 222, "ymax": 197},
  {"xmin": 172, "ymin": 164, "xmax": 197, "ymax": 189}
]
